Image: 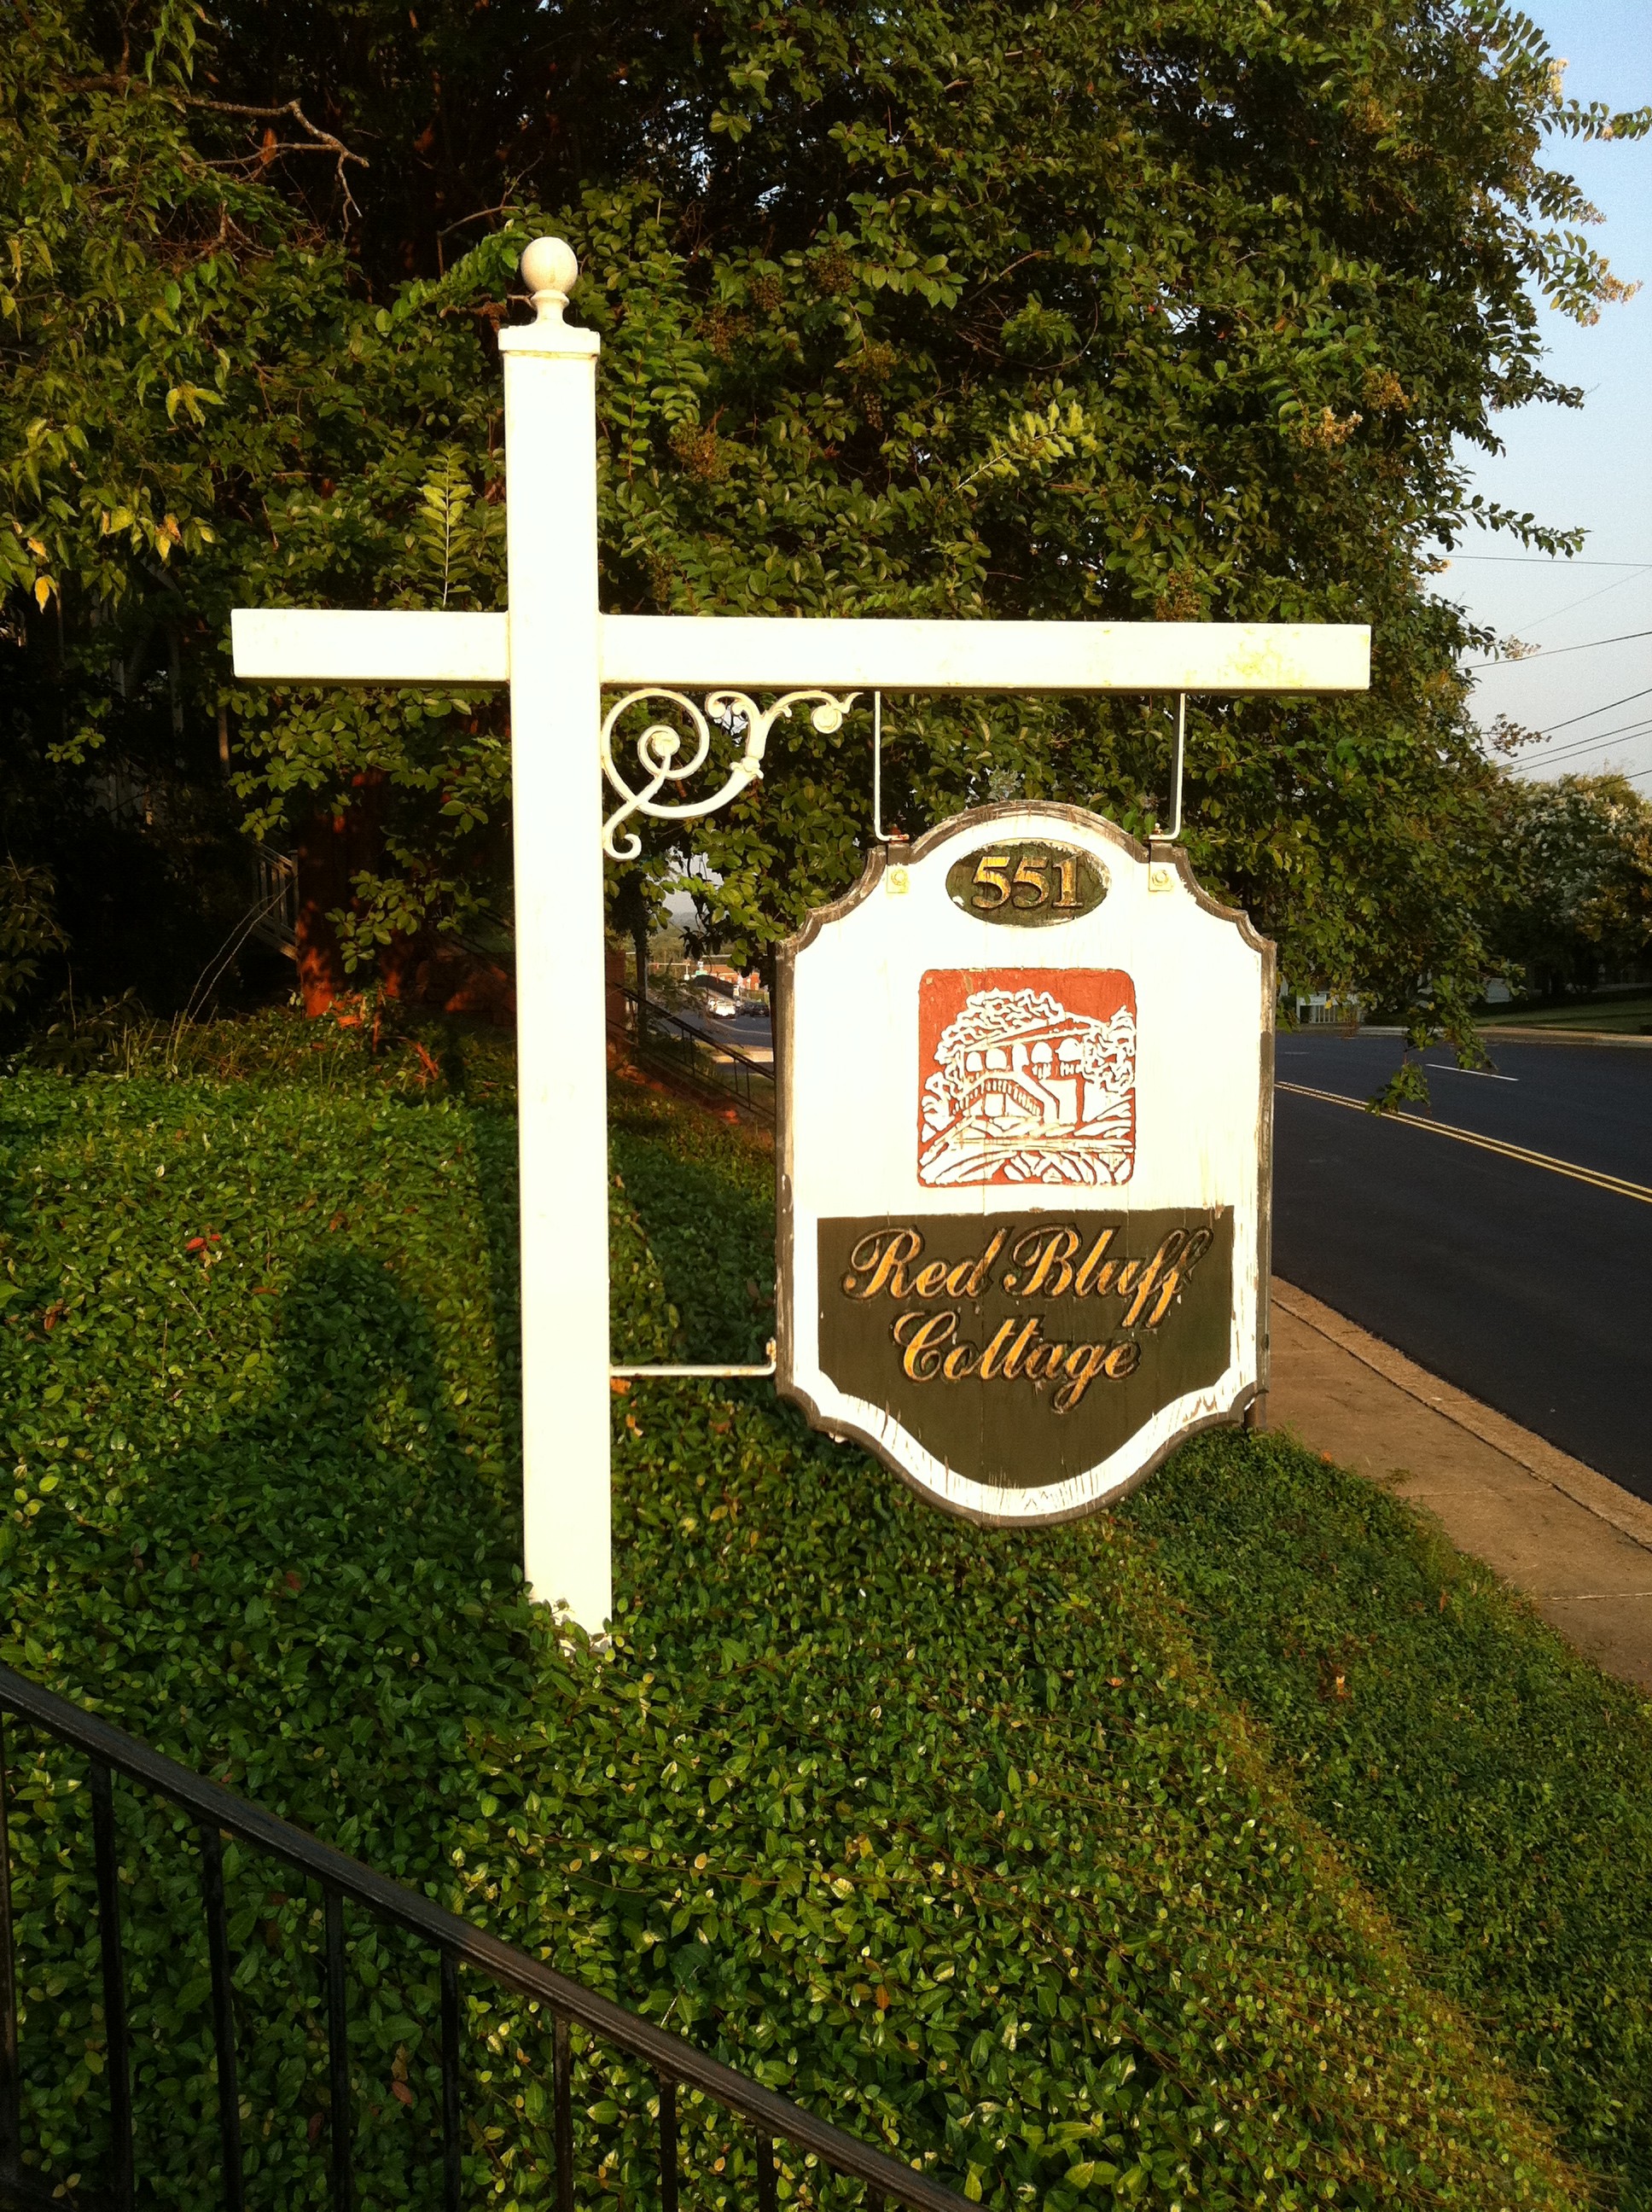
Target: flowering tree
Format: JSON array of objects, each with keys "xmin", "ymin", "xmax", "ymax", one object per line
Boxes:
[{"xmin": 1491, "ymin": 773, "xmax": 1652, "ymax": 998}]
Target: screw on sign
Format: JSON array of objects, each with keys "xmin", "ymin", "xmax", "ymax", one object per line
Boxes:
[{"xmin": 233, "ymin": 239, "xmax": 1367, "ymax": 1627}]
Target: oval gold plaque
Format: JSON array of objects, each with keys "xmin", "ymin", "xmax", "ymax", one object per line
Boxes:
[{"xmin": 945, "ymin": 841, "xmax": 1108, "ymax": 926}]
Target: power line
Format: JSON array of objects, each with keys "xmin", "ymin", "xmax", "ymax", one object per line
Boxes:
[
  {"xmin": 1464, "ymin": 625, "xmax": 1652, "ymax": 669},
  {"xmin": 1492, "ymin": 731, "xmax": 1651, "ymax": 777},
  {"xmin": 1554, "ymin": 713, "xmax": 1652, "ymax": 750},
  {"xmin": 1516, "ymin": 569, "xmax": 1652, "ymax": 632},
  {"xmin": 1534, "ymin": 684, "xmax": 1652, "ymax": 736},
  {"xmin": 1442, "ymin": 555, "xmax": 1652, "ymax": 569},
  {"xmin": 1530, "ymin": 719, "xmax": 1652, "ymax": 766},
  {"xmin": 1529, "ymin": 762, "xmax": 1652, "ymax": 785}
]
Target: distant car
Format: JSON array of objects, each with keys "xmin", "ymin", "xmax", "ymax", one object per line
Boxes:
[{"xmin": 702, "ymin": 993, "xmax": 738, "ymax": 1019}]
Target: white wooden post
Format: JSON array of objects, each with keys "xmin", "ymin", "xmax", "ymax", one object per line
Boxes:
[{"xmin": 497, "ymin": 241, "xmax": 611, "ymax": 1629}]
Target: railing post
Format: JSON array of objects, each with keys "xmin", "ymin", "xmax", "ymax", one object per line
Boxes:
[
  {"xmin": 553, "ymin": 2013, "xmax": 574, "ymax": 2212},
  {"xmin": 324, "ymin": 1886, "xmax": 352, "ymax": 2212},
  {"xmin": 657, "ymin": 2072, "xmax": 678, "ymax": 2212},
  {"xmin": 0, "ymin": 1714, "xmax": 20, "ymax": 2188},
  {"xmin": 440, "ymin": 1949, "xmax": 462, "ymax": 2212},
  {"xmin": 198, "ymin": 1825, "xmax": 245, "ymax": 2212},
  {"xmin": 90, "ymin": 1763, "xmax": 133, "ymax": 2212}
]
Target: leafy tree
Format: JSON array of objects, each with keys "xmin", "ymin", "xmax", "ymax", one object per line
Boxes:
[
  {"xmin": 1489, "ymin": 771, "xmax": 1652, "ymax": 999},
  {"xmin": 4, "ymin": 0, "xmax": 1648, "ymax": 1038},
  {"xmin": 0, "ymin": 0, "xmax": 346, "ymax": 1022},
  {"xmin": 0, "ymin": 2, "xmax": 509, "ymax": 1015}
]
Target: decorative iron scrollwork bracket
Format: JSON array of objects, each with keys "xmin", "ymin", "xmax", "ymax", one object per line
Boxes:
[{"xmin": 601, "ymin": 689, "xmax": 858, "ymax": 861}]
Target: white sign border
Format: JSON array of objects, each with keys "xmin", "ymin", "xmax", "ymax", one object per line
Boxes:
[{"xmin": 774, "ymin": 801, "xmax": 1275, "ymax": 1524}]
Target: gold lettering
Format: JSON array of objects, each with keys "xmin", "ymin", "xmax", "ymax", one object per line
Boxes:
[
  {"xmin": 942, "ymin": 1341, "xmax": 981, "ymax": 1380},
  {"xmin": 1053, "ymin": 1342, "xmax": 1112, "ymax": 1412},
  {"xmin": 914, "ymin": 1260, "xmax": 951, "ymax": 1299},
  {"xmin": 977, "ymin": 1318, "xmax": 1019, "ymax": 1378},
  {"xmin": 1022, "ymin": 1339, "xmax": 1068, "ymax": 1381},
  {"xmin": 1103, "ymin": 1337, "xmax": 1142, "ymax": 1379},
  {"xmin": 1144, "ymin": 1225, "xmax": 1213, "ymax": 1326},
  {"xmin": 1073, "ymin": 1229, "xmax": 1117, "ymax": 1297},
  {"xmin": 953, "ymin": 1227, "xmax": 1007, "ymax": 1299},
  {"xmin": 1011, "ymin": 853, "xmax": 1050, "ymax": 908},
  {"xmin": 893, "ymin": 1307, "xmax": 957, "ymax": 1381},
  {"xmin": 843, "ymin": 1227, "xmax": 924, "ymax": 1300},
  {"xmin": 1011, "ymin": 1225, "xmax": 1081, "ymax": 1298},
  {"xmin": 970, "ymin": 854, "xmax": 1012, "ymax": 909},
  {"xmin": 1113, "ymin": 1259, "xmax": 1143, "ymax": 1299},
  {"xmin": 1120, "ymin": 1231, "xmax": 1188, "ymax": 1328},
  {"xmin": 1001, "ymin": 1318, "xmax": 1043, "ymax": 1378}
]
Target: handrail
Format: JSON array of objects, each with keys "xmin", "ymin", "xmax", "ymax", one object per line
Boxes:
[
  {"xmin": 618, "ymin": 984, "xmax": 776, "ymax": 1121},
  {"xmin": 622, "ymin": 986, "xmax": 776, "ymax": 1080},
  {"xmin": 0, "ymin": 1662, "xmax": 969, "ymax": 2212}
]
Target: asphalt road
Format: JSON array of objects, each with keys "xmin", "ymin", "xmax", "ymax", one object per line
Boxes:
[
  {"xmin": 1272, "ymin": 1032, "xmax": 1652, "ymax": 1503},
  {"xmin": 672, "ymin": 1007, "xmax": 775, "ymax": 1057}
]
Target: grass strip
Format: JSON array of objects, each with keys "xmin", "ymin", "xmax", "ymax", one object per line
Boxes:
[{"xmin": 1129, "ymin": 1434, "xmax": 1652, "ymax": 2209}]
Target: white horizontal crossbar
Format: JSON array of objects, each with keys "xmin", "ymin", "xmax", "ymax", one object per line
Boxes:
[
  {"xmin": 232, "ymin": 607, "xmax": 1370, "ymax": 695},
  {"xmin": 231, "ymin": 608, "xmax": 509, "ymax": 685},
  {"xmin": 602, "ymin": 615, "xmax": 1370, "ymax": 695}
]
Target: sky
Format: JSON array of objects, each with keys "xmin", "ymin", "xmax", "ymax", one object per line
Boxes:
[{"xmin": 1441, "ymin": 0, "xmax": 1652, "ymax": 790}]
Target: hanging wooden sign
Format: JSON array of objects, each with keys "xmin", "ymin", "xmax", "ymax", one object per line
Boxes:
[{"xmin": 775, "ymin": 803, "xmax": 1272, "ymax": 1522}]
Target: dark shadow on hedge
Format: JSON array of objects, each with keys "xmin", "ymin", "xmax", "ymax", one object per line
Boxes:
[{"xmin": 3, "ymin": 1246, "xmax": 544, "ymax": 2212}]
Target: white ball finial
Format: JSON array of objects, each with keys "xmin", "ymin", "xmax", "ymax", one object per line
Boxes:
[{"xmin": 521, "ymin": 236, "xmax": 579, "ymax": 323}]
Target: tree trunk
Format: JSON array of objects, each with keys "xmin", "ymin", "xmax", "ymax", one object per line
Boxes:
[{"xmin": 293, "ymin": 775, "xmax": 385, "ymax": 1016}]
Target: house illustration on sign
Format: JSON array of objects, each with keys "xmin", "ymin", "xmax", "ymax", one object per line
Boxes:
[{"xmin": 917, "ymin": 971, "xmax": 1137, "ymax": 1187}]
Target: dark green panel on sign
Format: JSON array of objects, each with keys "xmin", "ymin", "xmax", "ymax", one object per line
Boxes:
[
  {"xmin": 945, "ymin": 843, "xmax": 1108, "ymax": 927},
  {"xmin": 817, "ymin": 1208, "xmax": 1232, "ymax": 1489}
]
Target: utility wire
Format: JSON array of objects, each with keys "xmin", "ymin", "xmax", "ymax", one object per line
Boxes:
[
  {"xmin": 1442, "ymin": 555, "xmax": 1652, "ymax": 568},
  {"xmin": 1531, "ymin": 684, "xmax": 1652, "ymax": 736},
  {"xmin": 1491, "ymin": 568, "xmax": 1652, "ymax": 633},
  {"xmin": 1479, "ymin": 708, "xmax": 1652, "ymax": 769},
  {"xmin": 1464, "ymin": 625, "xmax": 1652, "ymax": 669},
  {"xmin": 1550, "ymin": 714, "xmax": 1652, "ymax": 753},
  {"xmin": 1528, "ymin": 720, "xmax": 1652, "ymax": 767}
]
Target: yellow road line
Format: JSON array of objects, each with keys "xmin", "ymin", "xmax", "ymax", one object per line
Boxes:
[{"xmin": 1276, "ymin": 1080, "xmax": 1652, "ymax": 1208}]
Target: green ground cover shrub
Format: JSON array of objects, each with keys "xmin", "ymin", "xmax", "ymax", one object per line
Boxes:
[
  {"xmin": 0, "ymin": 1042, "xmax": 1602, "ymax": 2209},
  {"xmin": 1128, "ymin": 1439, "xmax": 1652, "ymax": 2209}
]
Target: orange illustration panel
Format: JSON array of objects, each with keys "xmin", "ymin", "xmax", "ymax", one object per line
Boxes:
[{"xmin": 917, "ymin": 968, "xmax": 1137, "ymax": 1188}]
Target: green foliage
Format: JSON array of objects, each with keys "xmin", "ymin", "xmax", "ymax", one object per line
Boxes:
[
  {"xmin": 0, "ymin": 1044, "xmax": 1593, "ymax": 2209},
  {"xmin": 1486, "ymin": 773, "xmax": 1652, "ymax": 999},
  {"xmin": 1131, "ymin": 1436, "xmax": 1652, "ymax": 2208},
  {"xmin": 0, "ymin": 862, "xmax": 65, "ymax": 1014},
  {"xmin": 0, "ymin": 0, "xmax": 340, "ymax": 1016}
]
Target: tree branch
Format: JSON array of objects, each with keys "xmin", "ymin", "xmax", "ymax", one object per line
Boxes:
[{"xmin": 182, "ymin": 96, "xmax": 368, "ymax": 221}]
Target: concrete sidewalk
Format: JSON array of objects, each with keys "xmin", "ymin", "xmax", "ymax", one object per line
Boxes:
[{"xmin": 1267, "ymin": 1278, "xmax": 1652, "ymax": 1691}]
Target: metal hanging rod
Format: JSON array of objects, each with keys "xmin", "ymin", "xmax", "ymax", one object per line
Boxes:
[
  {"xmin": 873, "ymin": 690, "xmax": 893, "ymax": 842},
  {"xmin": 612, "ymin": 1342, "xmax": 777, "ymax": 1381},
  {"xmin": 1166, "ymin": 693, "xmax": 1187, "ymax": 841},
  {"xmin": 610, "ymin": 1361, "xmax": 777, "ymax": 1379}
]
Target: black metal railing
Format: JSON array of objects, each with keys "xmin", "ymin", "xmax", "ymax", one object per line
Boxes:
[
  {"xmin": 617, "ymin": 987, "xmax": 777, "ymax": 1120},
  {"xmin": 0, "ymin": 1663, "xmax": 968, "ymax": 2212}
]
